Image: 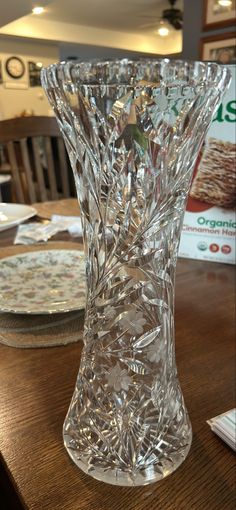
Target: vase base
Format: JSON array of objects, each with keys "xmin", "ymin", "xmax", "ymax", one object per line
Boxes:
[{"xmin": 63, "ymin": 428, "xmax": 192, "ymax": 487}]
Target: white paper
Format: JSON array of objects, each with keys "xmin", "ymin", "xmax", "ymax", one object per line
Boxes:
[
  {"xmin": 14, "ymin": 215, "xmax": 83, "ymax": 244},
  {"xmin": 14, "ymin": 222, "xmax": 62, "ymax": 244},
  {"xmin": 51, "ymin": 214, "xmax": 83, "ymax": 237},
  {"xmin": 207, "ymin": 409, "xmax": 236, "ymax": 451}
]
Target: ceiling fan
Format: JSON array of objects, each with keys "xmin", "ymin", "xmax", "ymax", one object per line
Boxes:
[
  {"xmin": 161, "ymin": 0, "xmax": 183, "ymax": 30},
  {"xmin": 138, "ymin": 0, "xmax": 183, "ymax": 32}
]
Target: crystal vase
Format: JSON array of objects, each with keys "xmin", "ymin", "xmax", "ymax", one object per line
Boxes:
[{"xmin": 42, "ymin": 60, "xmax": 230, "ymax": 486}]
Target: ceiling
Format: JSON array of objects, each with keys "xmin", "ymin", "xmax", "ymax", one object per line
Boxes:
[
  {"xmin": 0, "ymin": 0, "xmax": 183, "ymax": 55},
  {"xmin": 0, "ymin": 0, "xmax": 33, "ymax": 26},
  {"xmin": 0, "ymin": 0, "xmax": 51, "ymax": 28},
  {"xmin": 38, "ymin": 0, "xmax": 183, "ymax": 33}
]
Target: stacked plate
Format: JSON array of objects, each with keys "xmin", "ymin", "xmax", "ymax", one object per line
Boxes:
[
  {"xmin": 0, "ymin": 203, "xmax": 86, "ymax": 347},
  {"xmin": 0, "ymin": 248, "xmax": 86, "ymax": 348},
  {"xmin": 0, "ymin": 249, "xmax": 86, "ymax": 347},
  {"xmin": 0, "ymin": 249, "xmax": 86, "ymax": 315}
]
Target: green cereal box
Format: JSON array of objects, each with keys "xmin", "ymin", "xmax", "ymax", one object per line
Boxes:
[{"xmin": 179, "ymin": 65, "xmax": 236, "ymax": 264}]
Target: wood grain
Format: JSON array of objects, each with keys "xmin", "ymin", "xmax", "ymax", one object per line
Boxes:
[
  {"xmin": 20, "ymin": 139, "xmax": 37, "ymax": 204},
  {"xmin": 6, "ymin": 141, "xmax": 25, "ymax": 203},
  {"xmin": 0, "ymin": 240, "xmax": 235, "ymax": 509},
  {"xmin": 0, "ymin": 117, "xmax": 61, "ymax": 142},
  {"xmin": 44, "ymin": 137, "xmax": 59, "ymax": 201}
]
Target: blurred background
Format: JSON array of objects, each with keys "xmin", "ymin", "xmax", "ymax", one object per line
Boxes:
[{"xmin": 0, "ymin": 0, "xmax": 235, "ymax": 119}]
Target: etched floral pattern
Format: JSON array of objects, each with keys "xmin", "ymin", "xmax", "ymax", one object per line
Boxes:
[
  {"xmin": 146, "ymin": 340, "xmax": 165, "ymax": 363},
  {"xmin": 105, "ymin": 305, "xmax": 116, "ymax": 320},
  {"xmin": 120, "ymin": 310, "xmax": 146, "ymax": 335},
  {"xmin": 106, "ymin": 363, "xmax": 132, "ymax": 392},
  {"xmin": 42, "ymin": 59, "xmax": 230, "ymax": 486}
]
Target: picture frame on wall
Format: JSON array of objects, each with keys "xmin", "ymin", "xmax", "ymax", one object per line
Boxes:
[
  {"xmin": 28, "ymin": 61, "xmax": 42, "ymax": 87},
  {"xmin": 203, "ymin": 0, "xmax": 236, "ymax": 30},
  {"xmin": 200, "ymin": 32, "xmax": 236, "ymax": 64}
]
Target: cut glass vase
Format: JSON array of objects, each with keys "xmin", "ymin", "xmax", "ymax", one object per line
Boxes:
[{"xmin": 42, "ymin": 59, "xmax": 230, "ymax": 486}]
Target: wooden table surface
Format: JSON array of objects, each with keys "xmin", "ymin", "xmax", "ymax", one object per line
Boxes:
[{"xmin": 0, "ymin": 219, "xmax": 235, "ymax": 510}]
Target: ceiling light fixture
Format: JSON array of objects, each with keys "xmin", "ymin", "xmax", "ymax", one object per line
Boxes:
[
  {"xmin": 217, "ymin": 0, "xmax": 232, "ymax": 6},
  {"xmin": 156, "ymin": 20, "xmax": 170, "ymax": 37},
  {"xmin": 32, "ymin": 6, "xmax": 45, "ymax": 15}
]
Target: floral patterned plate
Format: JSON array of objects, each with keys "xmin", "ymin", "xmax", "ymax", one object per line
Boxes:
[{"xmin": 0, "ymin": 250, "xmax": 86, "ymax": 314}]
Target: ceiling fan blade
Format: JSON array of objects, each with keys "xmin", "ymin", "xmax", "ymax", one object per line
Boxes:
[
  {"xmin": 139, "ymin": 22, "xmax": 161, "ymax": 29},
  {"xmin": 136, "ymin": 0, "xmax": 183, "ymax": 30}
]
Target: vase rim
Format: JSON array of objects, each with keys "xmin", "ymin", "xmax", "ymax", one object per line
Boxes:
[
  {"xmin": 41, "ymin": 58, "xmax": 231, "ymax": 91},
  {"xmin": 42, "ymin": 56, "xmax": 231, "ymax": 67}
]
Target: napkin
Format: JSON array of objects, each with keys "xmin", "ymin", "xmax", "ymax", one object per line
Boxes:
[
  {"xmin": 51, "ymin": 215, "xmax": 82, "ymax": 236},
  {"xmin": 207, "ymin": 409, "xmax": 236, "ymax": 451},
  {"xmin": 14, "ymin": 215, "xmax": 83, "ymax": 244},
  {"xmin": 52, "ymin": 215, "xmax": 113, "ymax": 240}
]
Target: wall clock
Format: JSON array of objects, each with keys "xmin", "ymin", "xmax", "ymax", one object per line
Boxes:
[{"xmin": 5, "ymin": 56, "xmax": 25, "ymax": 79}]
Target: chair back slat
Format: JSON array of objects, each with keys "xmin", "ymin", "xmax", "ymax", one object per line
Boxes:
[
  {"xmin": 0, "ymin": 116, "xmax": 74, "ymax": 204},
  {"xmin": 20, "ymin": 139, "xmax": 37, "ymax": 203},
  {"xmin": 57, "ymin": 138, "xmax": 70, "ymax": 198},
  {"xmin": 0, "ymin": 116, "xmax": 60, "ymax": 141},
  {"xmin": 44, "ymin": 137, "xmax": 58, "ymax": 200},
  {"xmin": 32, "ymin": 138, "xmax": 48, "ymax": 202},
  {"xmin": 7, "ymin": 142, "xmax": 25, "ymax": 203}
]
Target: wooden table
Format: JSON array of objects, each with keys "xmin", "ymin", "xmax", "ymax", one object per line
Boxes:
[{"xmin": 0, "ymin": 222, "xmax": 235, "ymax": 510}]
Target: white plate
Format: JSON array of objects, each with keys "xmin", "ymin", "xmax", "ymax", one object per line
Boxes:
[
  {"xmin": 0, "ymin": 250, "xmax": 86, "ymax": 314},
  {"xmin": 0, "ymin": 203, "xmax": 37, "ymax": 232},
  {"xmin": 0, "ymin": 175, "xmax": 11, "ymax": 184}
]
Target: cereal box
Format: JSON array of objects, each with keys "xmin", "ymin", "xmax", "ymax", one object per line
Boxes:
[{"xmin": 179, "ymin": 65, "xmax": 236, "ymax": 264}]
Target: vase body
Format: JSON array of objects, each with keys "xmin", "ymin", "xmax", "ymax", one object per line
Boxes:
[{"xmin": 42, "ymin": 60, "xmax": 230, "ymax": 486}]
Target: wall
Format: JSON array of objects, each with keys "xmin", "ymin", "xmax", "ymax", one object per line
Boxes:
[
  {"xmin": 182, "ymin": 0, "xmax": 235, "ymax": 60},
  {"xmin": 60, "ymin": 43, "xmax": 182, "ymax": 62},
  {"xmin": 0, "ymin": 37, "xmax": 59, "ymax": 119},
  {"xmin": 0, "ymin": 23, "xmax": 182, "ymax": 121},
  {"xmin": 59, "ymin": 43, "xmax": 159, "ymax": 61},
  {"xmin": 0, "ymin": 15, "xmax": 182, "ymax": 56}
]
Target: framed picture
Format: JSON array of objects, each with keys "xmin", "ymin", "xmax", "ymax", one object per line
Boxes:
[
  {"xmin": 28, "ymin": 61, "xmax": 42, "ymax": 87},
  {"xmin": 200, "ymin": 32, "xmax": 236, "ymax": 64},
  {"xmin": 203, "ymin": 0, "xmax": 236, "ymax": 30}
]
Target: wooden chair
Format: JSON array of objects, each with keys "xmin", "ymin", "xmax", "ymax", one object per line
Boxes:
[{"xmin": 0, "ymin": 116, "xmax": 75, "ymax": 203}]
